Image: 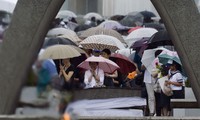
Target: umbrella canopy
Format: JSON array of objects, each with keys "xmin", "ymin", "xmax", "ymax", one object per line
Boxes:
[
  {"xmin": 109, "ymin": 15, "xmax": 125, "ymax": 21},
  {"xmin": 140, "ymin": 10, "xmax": 156, "ymax": 19},
  {"xmin": 98, "ymin": 20, "xmax": 130, "ymax": 30},
  {"xmin": 147, "ymin": 30, "xmax": 173, "ymax": 49},
  {"xmin": 0, "ymin": 0, "xmax": 17, "ymax": 13},
  {"xmin": 130, "ymin": 37, "xmax": 149, "ymax": 50},
  {"xmin": 84, "ymin": 12, "xmax": 103, "ymax": 20},
  {"xmin": 74, "ymin": 24, "xmax": 92, "ymax": 32},
  {"xmin": 79, "ymin": 27, "xmax": 126, "ymax": 44},
  {"xmin": 0, "ymin": 10, "xmax": 12, "ymax": 27},
  {"xmin": 47, "ymin": 28, "xmax": 81, "ymax": 42},
  {"xmin": 42, "ymin": 37, "xmax": 78, "ymax": 48},
  {"xmin": 120, "ymin": 12, "xmax": 144, "ymax": 27},
  {"xmin": 126, "ymin": 28, "xmax": 158, "ymax": 40},
  {"xmin": 110, "ymin": 53, "xmax": 136, "ymax": 74},
  {"xmin": 79, "ymin": 35, "xmax": 125, "ymax": 52},
  {"xmin": 78, "ymin": 56, "xmax": 120, "ymax": 74},
  {"xmin": 47, "ymin": 27, "xmax": 74, "ymax": 36},
  {"xmin": 128, "ymin": 26, "xmax": 142, "ymax": 33},
  {"xmin": 143, "ymin": 23, "xmax": 165, "ymax": 31},
  {"xmin": 141, "ymin": 47, "xmax": 170, "ymax": 73},
  {"xmin": 39, "ymin": 45, "xmax": 81, "ymax": 60},
  {"xmin": 158, "ymin": 51, "xmax": 181, "ymax": 65},
  {"xmin": 125, "ymin": 28, "xmax": 158, "ymax": 47},
  {"xmin": 56, "ymin": 10, "xmax": 77, "ymax": 19}
]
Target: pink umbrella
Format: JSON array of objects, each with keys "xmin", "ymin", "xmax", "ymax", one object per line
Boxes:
[{"xmin": 77, "ymin": 56, "xmax": 120, "ymax": 74}]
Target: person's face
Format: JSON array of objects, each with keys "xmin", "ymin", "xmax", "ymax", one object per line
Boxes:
[
  {"xmin": 101, "ymin": 52, "xmax": 109, "ymax": 59},
  {"xmin": 62, "ymin": 58, "xmax": 70, "ymax": 65},
  {"xmin": 89, "ymin": 62, "xmax": 98, "ymax": 70},
  {"xmin": 169, "ymin": 64, "xmax": 176, "ymax": 71}
]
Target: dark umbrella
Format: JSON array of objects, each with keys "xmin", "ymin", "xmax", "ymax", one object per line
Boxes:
[
  {"xmin": 130, "ymin": 37, "xmax": 149, "ymax": 50},
  {"xmin": 147, "ymin": 30, "xmax": 173, "ymax": 49},
  {"xmin": 74, "ymin": 24, "xmax": 92, "ymax": 32},
  {"xmin": 110, "ymin": 53, "xmax": 136, "ymax": 74},
  {"xmin": 109, "ymin": 15, "xmax": 125, "ymax": 22},
  {"xmin": 42, "ymin": 37, "xmax": 78, "ymax": 48},
  {"xmin": 143, "ymin": 23, "xmax": 165, "ymax": 31},
  {"xmin": 140, "ymin": 10, "xmax": 156, "ymax": 18},
  {"xmin": 119, "ymin": 12, "xmax": 144, "ymax": 27}
]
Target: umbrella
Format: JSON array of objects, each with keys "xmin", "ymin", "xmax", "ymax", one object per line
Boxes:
[
  {"xmin": 74, "ymin": 24, "xmax": 92, "ymax": 32},
  {"xmin": 79, "ymin": 27, "xmax": 126, "ymax": 44},
  {"xmin": 79, "ymin": 35, "xmax": 124, "ymax": 52},
  {"xmin": 125, "ymin": 28, "xmax": 158, "ymax": 47},
  {"xmin": 53, "ymin": 45, "xmax": 88, "ymax": 72},
  {"xmin": 0, "ymin": 0, "xmax": 17, "ymax": 13},
  {"xmin": 84, "ymin": 12, "xmax": 103, "ymax": 20},
  {"xmin": 141, "ymin": 47, "xmax": 170, "ymax": 73},
  {"xmin": 109, "ymin": 15, "xmax": 125, "ymax": 21},
  {"xmin": 78, "ymin": 56, "xmax": 120, "ymax": 74},
  {"xmin": 128, "ymin": 26, "xmax": 142, "ymax": 33},
  {"xmin": 56, "ymin": 10, "xmax": 77, "ymax": 19},
  {"xmin": 147, "ymin": 30, "xmax": 173, "ymax": 49},
  {"xmin": 47, "ymin": 28, "xmax": 81, "ymax": 42},
  {"xmin": 110, "ymin": 53, "xmax": 136, "ymax": 74},
  {"xmin": 0, "ymin": 10, "xmax": 12, "ymax": 25},
  {"xmin": 130, "ymin": 37, "xmax": 149, "ymax": 50},
  {"xmin": 42, "ymin": 37, "xmax": 78, "ymax": 48},
  {"xmin": 98, "ymin": 20, "xmax": 130, "ymax": 30},
  {"xmin": 140, "ymin": 10, "xmax": 156, "ymax": 18},
  {"xmin": 143, "ymin": 23, "xmax": 165, "ymax": 31},
  {"xmin": 47, "ymin": 27, "xmax": 74, "ymax": 36},
  {"xmin": 158, "ymin": 51, "xmax": 181, "ymax": 65},
  {"xmin": 126, "ymin": 28, "xmax": 158, "ymax": 40},
  {"xmin": 120, "ymin": 12, "xmax": 144, "ymax": 27},
  {"xmin": 39, "ymin": 45, "xmax": 81, "ymax": 60},
  {"xmin": 58, "ymin": 34, "xmax": 82, "ymax": 43}
]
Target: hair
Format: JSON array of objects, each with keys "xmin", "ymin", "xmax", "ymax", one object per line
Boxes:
[
  {"xmin": 172, "ymin": 61, "xmax": 182, "ymax": 72},
  {"xmin": 102, "ymin": 49, "xmax": 111, "ymax": 55},
  {"xmin": 91, "ymin": 17, "xmax": 96, "ymax": 22},
  {"xmin": 155, "ymin": 50, "xmax": 162, "ymax": 58}
]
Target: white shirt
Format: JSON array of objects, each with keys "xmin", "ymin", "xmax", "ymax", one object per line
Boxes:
[
  {"xmin": 144, "ymin": 69, "xmax": 154, "ymax": 83},
  {"xmin": 169, "ymin": 70, "xmax": 183, "ymax": 90},
  {"xmin": 84, "ymin": 68, "xmax": 104, "ymax": 88}
]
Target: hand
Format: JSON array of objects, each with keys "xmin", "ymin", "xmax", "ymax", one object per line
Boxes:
[
  {"xmin": 59, "ymin": 64, "xmax": 64, "ymax": 71},
  {"xmin": 105, "ymin": 73, "xmax": 110, "ymax": 77}
]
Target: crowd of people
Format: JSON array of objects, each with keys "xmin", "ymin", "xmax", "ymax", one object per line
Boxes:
[{"xmin": 30, "ymin": 12, "xmax": 186, "ymax": 117}]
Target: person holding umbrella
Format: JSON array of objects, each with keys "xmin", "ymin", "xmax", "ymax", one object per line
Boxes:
[
  {"xmin": 59, "ymin": 58, "xmax": 76, "ymax": 90},
  {"xmin": 84, "ymin": 62, "xmax": 104, "ymax": 88},
  {"xmin": 101, "ymin": 49, "xmax": 119, "ymax": 87}
]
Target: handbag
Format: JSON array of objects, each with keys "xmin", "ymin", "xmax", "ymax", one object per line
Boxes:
[
  {"xmin": 153, "ymin": 79, "xmax": 161, "ymax": 93},
  {"xmin": 163, "ymin": 81, "xmax": 173, "ymax": 96}
]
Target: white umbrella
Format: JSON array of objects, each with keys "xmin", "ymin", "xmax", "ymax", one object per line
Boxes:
[
  {"xmin": 0, "ymin": 0, "xmax": 17, "ymax": 13},
  {"xmin": 79, "ymin": 27, "xmax": 126, "ymax": 44},
  {"xmin": 47, "ymin": 28, "xmax": 81, "ymax": 42},
  {"xmin": 84, "ymin": 12, "xmax": 103, "ymax": 20},
  {"xmin": 56, "ymin": 10, "xmax": 77, "ymax": 19},
  {"xmin": 141, "ymin": 47, "xmax": 170, "ymax": 73},
  {"xmin": 39, "ymin": 45, "xmax": 81, "ymax": 60},
  {"xmin": 125, "ymin": 28, "xmax": 158, "ymax": 47},
  {"xmin": 79, "ymin": 35, "xmax": 125, "ymax": 52},
  {"xmin": 98, "ymin": 20, "xmax": 131, "ymax": 30}
]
